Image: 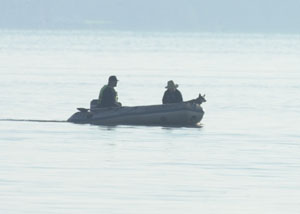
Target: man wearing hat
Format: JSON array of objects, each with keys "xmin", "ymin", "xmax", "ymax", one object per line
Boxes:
[
  {"xmin": 162, "ymin": 80, "xmax": 183, "ymax": 104},
  {"xmin": 98, "ymin": 75, "xmax": 122, "ymax": 107}
]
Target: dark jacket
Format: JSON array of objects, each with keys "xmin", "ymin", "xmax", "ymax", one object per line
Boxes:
[
  {"xmin": 162, "ymin": 89, "xmax": 183, "ymax": 104},
  {"xmin": 98, "ymin": 85, "xmax": 119, "ymax": 107}
]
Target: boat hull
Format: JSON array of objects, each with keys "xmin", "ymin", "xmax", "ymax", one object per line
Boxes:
[{"xmin": 67, "ymin": 103, "xmax": 204, "ymax": 126}]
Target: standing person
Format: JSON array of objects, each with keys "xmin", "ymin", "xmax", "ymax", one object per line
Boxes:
[
  {"xmin": 162, "ymin": 80, "xmax": 183, "ymax": 104},
  {"xmin": 98, "ymin": 75, "xmax": 122, "ymax": 107}
]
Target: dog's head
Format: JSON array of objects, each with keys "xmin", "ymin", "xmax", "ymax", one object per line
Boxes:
[{"xmin": 194, "ymin": 93, "xmax": 206, "ymax": 104}]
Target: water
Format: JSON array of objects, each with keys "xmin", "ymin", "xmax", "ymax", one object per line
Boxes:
[{"xmin": 0, "ymin": 30, "xmax": 300, "ymax": 214}]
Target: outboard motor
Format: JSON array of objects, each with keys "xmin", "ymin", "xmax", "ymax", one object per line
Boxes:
[{"xmin": 90, "ymin": 99, "xmax": 98, "ymax": 110}]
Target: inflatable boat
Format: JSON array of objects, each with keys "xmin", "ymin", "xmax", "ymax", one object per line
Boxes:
[{"xmin": 67, "ymin": 94, "xmax": 206, "ymax": 126}]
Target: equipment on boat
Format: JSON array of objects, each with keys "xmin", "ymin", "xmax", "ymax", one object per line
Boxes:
[{"xmin": 67, "ymin": 94, "xmax": 206, "ymax": 126}]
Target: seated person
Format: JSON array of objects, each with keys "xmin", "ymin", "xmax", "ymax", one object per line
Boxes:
[
  {"xmin": 98, "ymin": 75, "xmax": 122, "ymax": 107},
  {"xmin": 162, "ymin": 80, "xmax": 183, "ymax": 104}
]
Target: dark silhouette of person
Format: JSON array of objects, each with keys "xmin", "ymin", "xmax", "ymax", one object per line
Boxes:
[
  {"xmin": 162, "ymin": 80, "xmax": 183, "ymax": 104},
  {"xmin": 98, "ymin": 75, "xmax": 122, "ymax": 107}
]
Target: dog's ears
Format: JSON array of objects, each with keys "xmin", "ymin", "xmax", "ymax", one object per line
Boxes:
[{"xmin": 199, "ymin": 93, "xmax": 205, "ymax": 98}]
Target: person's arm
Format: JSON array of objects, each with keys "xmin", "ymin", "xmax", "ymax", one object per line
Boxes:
[
  {"xmin": 107, "ymin": 88, "xmax": 117, "ymax": 106},
  {"xmin": 162, "ymin": 91, "xmax": 168, "ymax": 104},
  {"xmin": 101, "ymin": 88, "xmax": 115, "ymax": 107},
  {"xmin": 177, "ymin": 90, "xmax": 183, "ymax": 102},
  {"xmin": 111, "ymin": 89, "xmax": 121, "ymax": 107}
]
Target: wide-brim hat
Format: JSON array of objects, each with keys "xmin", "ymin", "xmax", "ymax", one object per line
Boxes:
[
  {"xmin": 165, "ymin": 80, "xmax": 178, "ymax": 89},
  {"xmin": 108, "ymin": 75, "xmax": 118, "ymax": 82}
]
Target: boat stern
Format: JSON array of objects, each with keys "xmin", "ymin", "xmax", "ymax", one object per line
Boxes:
[{"xmin": 67, "ymin": 111, "xmax": 93, "ymax": 124}]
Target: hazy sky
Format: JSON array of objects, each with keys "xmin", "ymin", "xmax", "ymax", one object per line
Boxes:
[{"xmin": 1, "ymin": 0, "xmax": 300, "ymax": 32}]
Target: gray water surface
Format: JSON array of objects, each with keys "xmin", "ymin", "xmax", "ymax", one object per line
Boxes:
[{"xmin": 0, "ymin": 30, "xmax": 300, "ymax": 214}]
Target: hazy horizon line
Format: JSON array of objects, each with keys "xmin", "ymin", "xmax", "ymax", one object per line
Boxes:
[{"xmin": 1, "ymin": 26, "xmax": 300, "ymax": 35}]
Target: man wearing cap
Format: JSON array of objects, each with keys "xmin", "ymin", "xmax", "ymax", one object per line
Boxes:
[
  {"xmin": 98, "ymin": 76, "xmax": 122, "ymax": 107},
  {"xmin": 162, "ymin": 80, "xmax": 183, "ymax": 104}
]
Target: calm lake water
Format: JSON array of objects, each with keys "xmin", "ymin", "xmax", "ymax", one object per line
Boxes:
[{"xmin": 0, "ymin": 30, "xmax": 300, "ymax": 214}]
